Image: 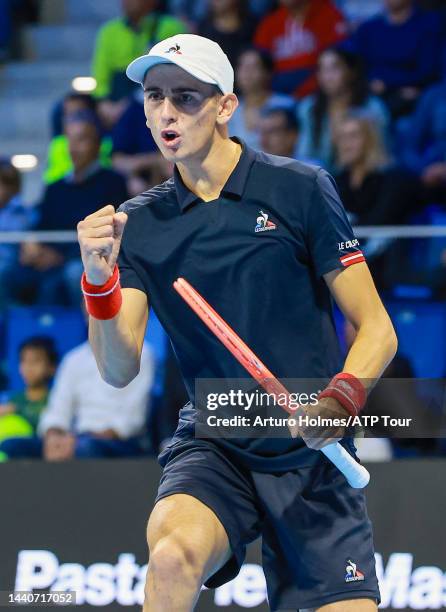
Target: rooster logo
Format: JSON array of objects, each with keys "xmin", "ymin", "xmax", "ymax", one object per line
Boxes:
[
  {"xmin": 345, "ymin": 559, "xmax": 365, "ymax": 583},
  {"xmin": 255, "ymin": 210, "xmax": 277, "ymax": 233},
  {"xmin": 165, "ymin": 43, "xmax": 182, "ymax": 55}
]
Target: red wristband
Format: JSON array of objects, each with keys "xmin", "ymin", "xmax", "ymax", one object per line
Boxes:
[
  {"xmin": 318, "ymin": 372, "xmax": 366, "ymax": 417},
  {"xmin": 81, "ymin": 265, "xmax": 122, "ymax": 320}
]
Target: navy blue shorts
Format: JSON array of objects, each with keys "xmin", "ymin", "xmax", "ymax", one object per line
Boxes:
[{"xmin": 156, "ymin": 439, "xmax": 380, "ymax": 611}]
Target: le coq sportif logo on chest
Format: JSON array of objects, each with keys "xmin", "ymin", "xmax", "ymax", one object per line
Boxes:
[{"xmin": 255, "ymin": 210, "xmax": 277, "ymax": 233}]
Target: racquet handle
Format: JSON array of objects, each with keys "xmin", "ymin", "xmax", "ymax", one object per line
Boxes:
[
  {"xmin": 321, "ymin": 443, "xmax": 370, "ymax": 488},
  {"xmin": 174, "ymin": 277, "xmax": 370, "ymax": 489}
]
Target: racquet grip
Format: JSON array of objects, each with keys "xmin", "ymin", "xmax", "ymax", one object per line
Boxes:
[{"xmin": 321, "ymin": 443, "xmax": 370, "ymax": 488}]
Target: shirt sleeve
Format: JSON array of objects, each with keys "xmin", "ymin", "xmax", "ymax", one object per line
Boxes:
[
  {"xmin": 117, "ymin": 220, "xmax": 147, "ymax": 293},
  {"xmin": 305, "ymin": 169, "xmax": 365, "ymax": 278}
]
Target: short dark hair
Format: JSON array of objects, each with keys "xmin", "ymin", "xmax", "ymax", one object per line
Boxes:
[
  {"xmin": 261, "ymin": 106, "xmax": 300, "ymax": 132},
  {"xmin": 64, "ymin": 92, "xmax": 97, "ymax": 112},
  {"xmin": 19, "ymin": 336, "xmax": 58, "ymax": 366},
  {"xmin": 0, "ymin": 158, "xmax": 21, "ymax": 193}
]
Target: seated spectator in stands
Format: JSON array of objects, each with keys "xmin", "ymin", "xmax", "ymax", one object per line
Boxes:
[
  {"xmin": 403, "ymin": 80, "xmax": 446, "ymax": 203},
  {"xmin": 45, "ymin": 93, "xmax": 112, "ymax": 185},
  {"xmin": 8, "ymin": 111, "xmax": 128, "ymax": 306},
  {"xmin": 92, "ymin": 0, "xmax": 187, "ymax": 129},
  {"xmin": 37, "ymin": 340, "xmax": 153, "ymax": 460},
  {"xmin": 334, "ymin": 113, "xmax": 420, "ymax": 227},
  {"xmin": 229, "ymin": 48, "xmax": 296, "ymax": 149},
  {"xmin": 111, "ymin": 89, "xmax": 172, "ymax": 181},
  {"xmin": 347, "ymin": 0, "xmax": 444, "ymax": 118},
  {"xmin": 197, "ymin": 0, "xmax": 257, "ymax": 67},
  {"xmin": 297, "ymin": 48, "xmax": 390, "ymax": 171},
  {"xmin": 334, "ymin": 113, "xmax": 421, "ymax": 287},
  {"xmin": 254, "ymin": 0, "xmax": 348, "ymax": 99},
  {"xmin": 0, "ymin": 337, "xmax": 57, "ymax": 460},
  {"xmin": 259, "ymin": 107, "xmax": 300, "ymax": 157},
  {"xmin": 0, "ymin": 159, "xmax": 36, "ymax": 311}
]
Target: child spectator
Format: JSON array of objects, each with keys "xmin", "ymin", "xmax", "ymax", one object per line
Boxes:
[
  {"xmin": 0, "ymin": 337, "xmax": 57, "ymax": 459},
  {"xmin": 348, "ymin": 0, "xmax": 444, "ymax": 117},
  {"xmin": 297, "ymin": 48, "xmax": 390, "ymax": 171},
  {"xmin": 230, "ymin": 48, "xmax": 296, "ymax": 149},
  {"xmin": 197, "ymin": 0, "xmax": 257, "ymax": 67},
  {"xmin": 254, "ymin": 0, "xmax": 348, "ymax": 98},
  {"xmin": 259, "ymin": 107, "xmax": 300, "ymax": 157},
  {"xmin": 37, "ymin": 340, "xmax": 153, "ymax": 460},
  {"xmin": 92, "ymin": 0, "xmax": 187, "ymax": 128}
]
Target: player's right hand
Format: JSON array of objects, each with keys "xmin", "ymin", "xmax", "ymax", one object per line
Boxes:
[{"xmin": 77, "ymin": 205, "xmax": 128, "ymax": 286}]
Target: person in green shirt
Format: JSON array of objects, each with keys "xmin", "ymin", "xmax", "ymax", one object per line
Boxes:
[
  {"xmin": 44, "ymin": 92, "xmax": 113, "ymax": 185},
  {"xmin": 0, "ymin": 337, "xmax": 57, "ymax": 459},
  {"xmin": 92, "ymin": 0, "xmax": 187, "ymax": 127}
]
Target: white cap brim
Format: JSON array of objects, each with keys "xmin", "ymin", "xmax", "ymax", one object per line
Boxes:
[{"xmin": 126, "ymin": 54, "xmax": 221, "ymax": 91}]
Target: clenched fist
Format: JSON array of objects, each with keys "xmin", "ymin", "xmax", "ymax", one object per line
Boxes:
[{"xmin": 77, "ymin": 205, "xmax": 128, "ymax": 285}]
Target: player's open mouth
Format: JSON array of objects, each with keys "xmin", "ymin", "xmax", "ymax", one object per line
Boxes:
[{"xmin": 161, "ymin": 130, "xmax": 181, "ymax": 147}]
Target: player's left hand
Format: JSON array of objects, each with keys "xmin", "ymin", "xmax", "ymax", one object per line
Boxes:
[{"xmin": 288, "ymin": 396, "xmax": 350, "ymax": 450}]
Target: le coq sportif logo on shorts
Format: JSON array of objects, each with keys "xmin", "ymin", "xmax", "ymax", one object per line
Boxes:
[
  {"xmin": 165, "ymin": 43, "xmax": 182, "ymax": 55},
  {"xmin": 255, "ymin": 210, "xmax": 277, "ymax": 233},
  {"xmin": 345, "ymin": 559, "xmax": 365, "ymax": 583}
]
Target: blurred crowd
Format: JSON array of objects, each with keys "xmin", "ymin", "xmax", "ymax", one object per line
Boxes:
[{"xmin": 1, "ymin": 0, "xmax": 446, "ymax": 461}]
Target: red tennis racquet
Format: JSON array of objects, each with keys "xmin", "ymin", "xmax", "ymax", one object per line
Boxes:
[{"xmin": 173, "ymin": 277, "xmax": 370, "ymax": 488}]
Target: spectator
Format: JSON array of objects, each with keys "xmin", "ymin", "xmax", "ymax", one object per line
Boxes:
[
  {"xmin": 111, "ymin": 89, "xmax": 172, "ymax": 180},
  {"xmin": 254, "ymin": 0, "xmax": 348, "ymax": 98},
  {"xmin": 348, "ymin": 0, "xmax": 444, "ymax": 117},
  {"xmin": 8, "ymin": 111, "xmax": 129, "ymax": 306},
  {"xmin": 197, "ymin": 0, "xmax": 257, "ymax": 67},
  {"xmin": 334, "ymin": 113, "xmax": 420, "ymax": 227},
  {"xmin": 92, "ymin": 0, "xmax": 187, "ymax": 128},
  {"xmin": 37, "ymin": 340, "xmax": 153, "ymax": 460},
  {"xmin": 403, "ymin": 80, "xmax": 446, "ymax": 203},
  {"xmin": 259, "ymin": 107, "xmax": 300, "ymax": 157},
  {"xmin": 229, "ymin": 48, "xmax": 296, "ymax": 149},
  {"xmin": 44, "ymin": 93, "xmax": 113, "ymax": 185},
  {"xmin": 334, "ymin": 113, "xmax": 421, "ymax": 287},
  {"xmin": 0, "ymin": 337, "xmax": 57, "ymax": 459},
  {"xmin": 0, "ymin": 159, "xmax": 36, "ymax": 310},
  {"xmin": 297, "ymin": 48, "xmax": 390, "ymax": 171}
]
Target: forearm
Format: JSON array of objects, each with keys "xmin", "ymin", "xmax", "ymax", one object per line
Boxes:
[
  {"xmin": 342, "ymin": 317, "xmax": 397, "ymax": 390},
  {"xmin": 88, "ymin": 311, "xmax": 141, "ymax": 388}
]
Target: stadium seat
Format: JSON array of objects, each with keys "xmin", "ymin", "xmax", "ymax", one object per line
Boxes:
[{"xmin": 386, "ymin": 301, "xmax": 446, "ymax": 378}]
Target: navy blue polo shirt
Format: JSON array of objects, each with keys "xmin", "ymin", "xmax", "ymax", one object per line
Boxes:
[{"xmin": 117, "ymin": 139, "xmax": 365, "ymax": 470}]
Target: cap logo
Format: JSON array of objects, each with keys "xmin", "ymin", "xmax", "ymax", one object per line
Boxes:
[{"xmin": 165, "ymin": 43, "xmax": 182, "ymax": 55}]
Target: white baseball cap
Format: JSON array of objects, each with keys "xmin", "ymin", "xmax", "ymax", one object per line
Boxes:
[{"xmin": 126, "ymin": 34, "xmax": 234, "ymax": 94}]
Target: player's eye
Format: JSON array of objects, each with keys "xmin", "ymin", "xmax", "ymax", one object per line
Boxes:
[
  {"xmin": 177, "ymin": 93, "xmax": 194, "ymax": 104},
  {"xmin": 146, "ymin": 92, "xmax": 163, "ymax": 101}
]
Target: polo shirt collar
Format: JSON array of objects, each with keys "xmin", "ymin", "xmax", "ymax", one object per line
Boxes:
[{"xmin": 174, "ymin": 137, "xmax": 256, "ymax": 212}]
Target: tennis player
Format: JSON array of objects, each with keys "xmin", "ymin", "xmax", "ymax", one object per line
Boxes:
[{"xmin": 77, "ymin": 34, "xmax": 397, "ymax": 612}]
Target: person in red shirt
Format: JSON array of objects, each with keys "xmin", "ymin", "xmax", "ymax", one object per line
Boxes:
[{"xmin": 254, "ymin": 0, "xmax": 348, "ymax": 98}]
